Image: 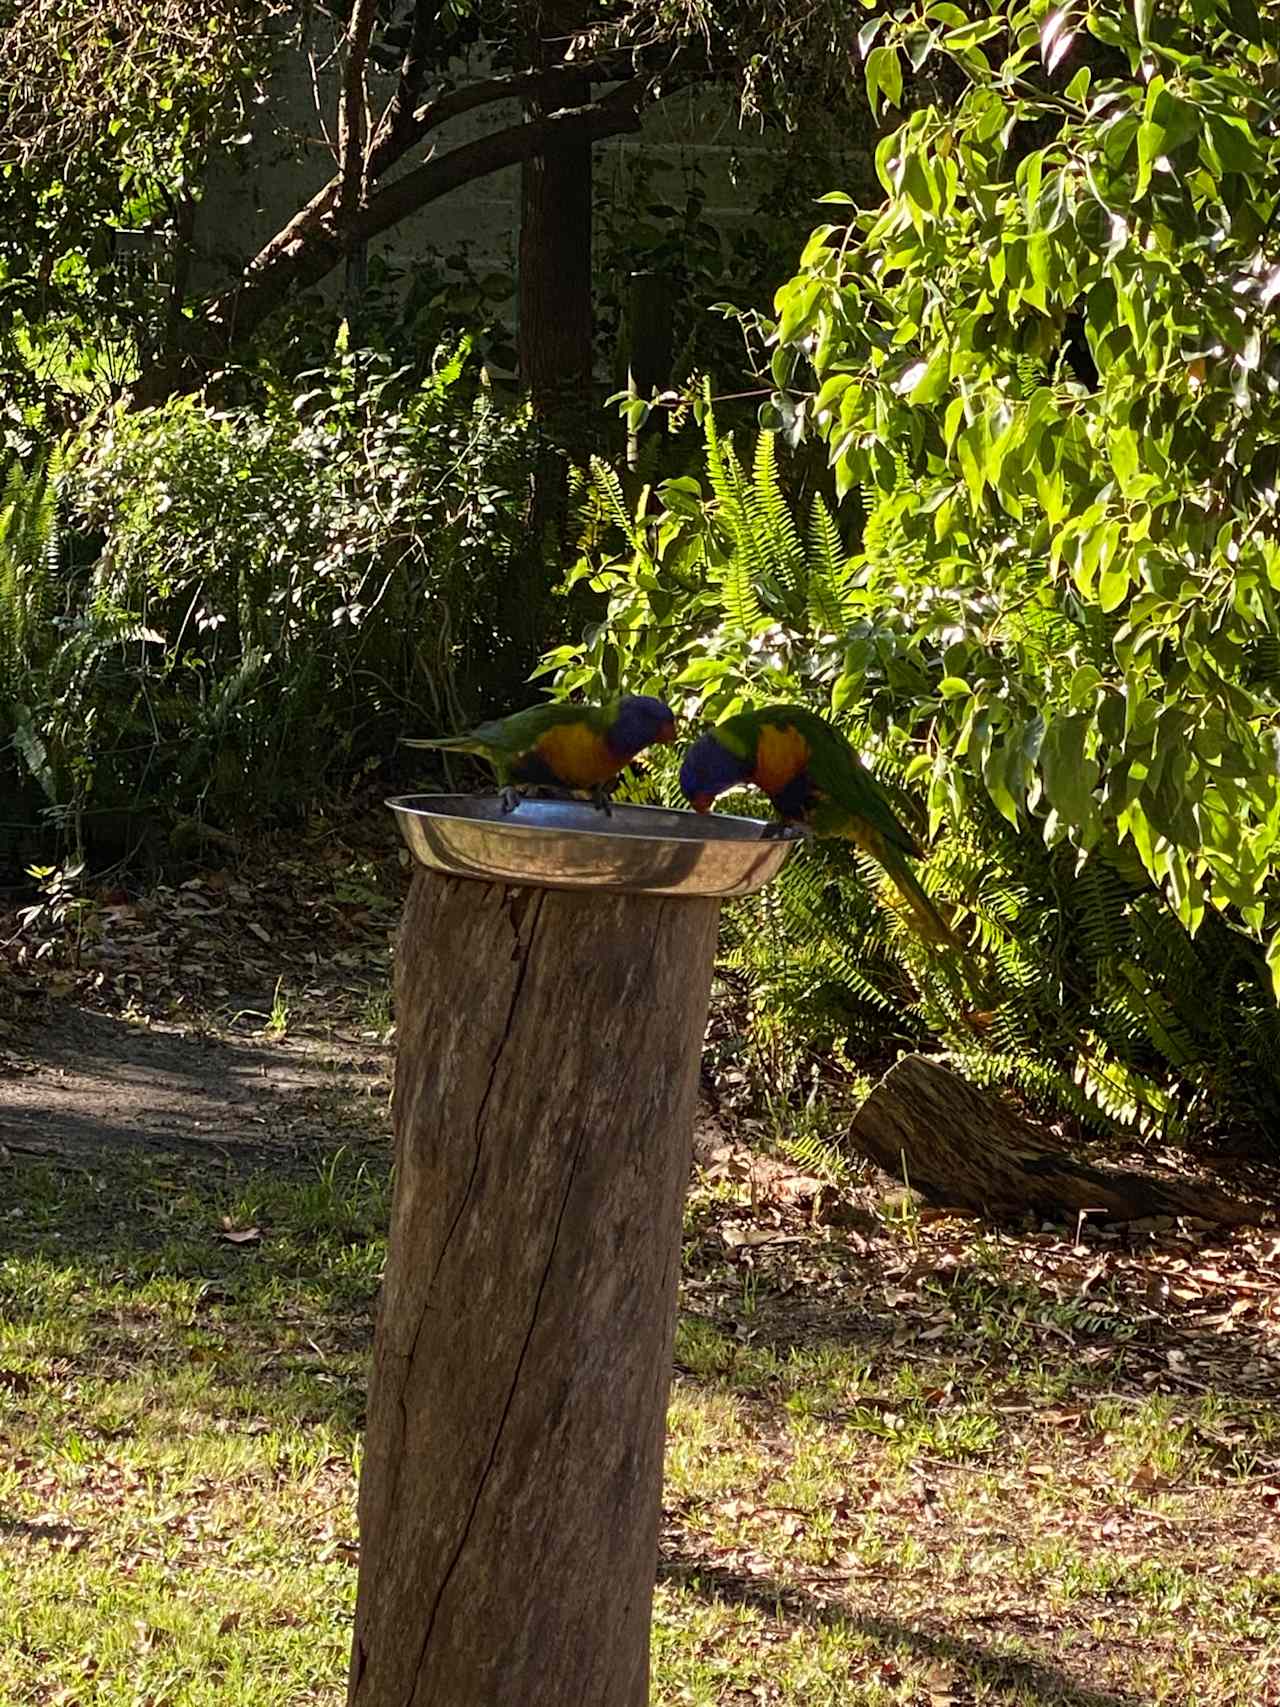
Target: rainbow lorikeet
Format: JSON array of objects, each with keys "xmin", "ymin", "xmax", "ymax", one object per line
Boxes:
[
  {"xmin": 679, "ymin": 704, "xmax": 958, "ymax": 946},
  {"xmin": 403, "ymin": 695, "xmax": 677, "ymax": 812}
]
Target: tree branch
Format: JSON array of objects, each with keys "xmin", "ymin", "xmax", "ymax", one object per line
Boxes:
[
  {"xmin": 363, "ymin": 79, "xmax": 647, "ymax": 239},
  {"xmin": 338, "ymin": 0, "xmax": 378, "ymax": 214},
  {"xmin": 366, "ymin": 0, "xmax": 438, "ymax": 173},
  {"xmin": 367, "ymin": 45, "xmax": 696, "ymax": 183},
  {"xmin": 201, "ymin": 82, "xmax": 650, "ymax": 354}
]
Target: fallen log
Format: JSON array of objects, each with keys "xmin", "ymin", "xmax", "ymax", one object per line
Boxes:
[{"xmin": 844, "ymin": 1054, "xmax": 1264, "ymax": 1227}]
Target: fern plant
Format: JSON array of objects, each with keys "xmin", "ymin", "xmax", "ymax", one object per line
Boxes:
[
  {"xmin": 0, "ymin": 447, "xmax": 73, "ymax": 817},
  {"xmin": 0, "ymin": 447, "xmax": 61, "ymax": 685},
  {"xmin": 543, "ymin": 414, "xmax": 1280, "ymax": 1156}
]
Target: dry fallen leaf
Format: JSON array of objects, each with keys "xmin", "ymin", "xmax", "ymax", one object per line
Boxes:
[{"xmin": 218, "ymin": 1219, "xmax": 261, "ymax": 1245}]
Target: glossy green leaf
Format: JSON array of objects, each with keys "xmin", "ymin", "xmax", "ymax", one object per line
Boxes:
[{"xmin": 865, "ymin": 45, "xmax": 903, "ymax": 116}]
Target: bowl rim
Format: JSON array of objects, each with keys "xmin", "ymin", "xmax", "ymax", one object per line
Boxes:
[{"xmin": 384, "ymin": 793, "xmax": 809, "ymax": 850}]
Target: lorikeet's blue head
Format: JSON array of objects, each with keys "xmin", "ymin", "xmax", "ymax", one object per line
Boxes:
[
  {"xmin": 679, "ymin": 731, "xmax": 752, "ymax": 812},
  {"xmin": 610, "ymin": 694, "xmax": 677, "ymax": 757}
]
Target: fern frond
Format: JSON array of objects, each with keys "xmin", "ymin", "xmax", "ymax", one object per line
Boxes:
[
  {"xmin": 750, "ymin": 432, "xmax": 806, "ymax": 606},
  {"xmin": 806, "ymin": 494, "xmax": 857, "ymax": 633}
]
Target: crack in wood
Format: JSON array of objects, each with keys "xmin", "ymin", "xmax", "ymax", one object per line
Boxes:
[
  {"xmin": 349, "ymin": 879, "xmax": 721, "ymax": 1706},
  {"xmin": 404, "ymin": 1114, "xmax": 594, "ymax": 1707},
  {"xmin": 384, "ymin": 887, "xmax": 547, "ymax": 1537}
]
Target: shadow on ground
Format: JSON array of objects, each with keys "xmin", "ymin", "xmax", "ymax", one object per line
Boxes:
[
  {"xmin": 1, "ymin": 1003, "xmax": 388, "ymax": 1167},
  {"xmin": 0, "ymin": 1003, "xmax": 392, "ymax": 1442},
  {"xmin": 660, "ymin": 1559, "xmax": 1144, "ymax": 1706}
]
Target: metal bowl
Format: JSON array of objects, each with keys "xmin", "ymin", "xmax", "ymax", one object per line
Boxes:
[{"xmin": 386, "ymin": 794, "xmax": 806, "ymax": 898}]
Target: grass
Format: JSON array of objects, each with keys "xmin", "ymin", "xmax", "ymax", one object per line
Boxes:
[
  {"xmin": 0, "ymin": 1147, "xmax": 383, "ymax": 1706},
  {"xmin": 656, "ymin": 1168, "xmax": 1280, "ymax": 1707},
  {"xmin": 2, "ymin": 1132, "xmax": 1278, "ymax": 1706}
]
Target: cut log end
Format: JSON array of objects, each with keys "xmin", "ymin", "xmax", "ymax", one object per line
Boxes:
[{"xmin": 844, "ymin": 1054, "xmax": 1265, "ymax": 1228}]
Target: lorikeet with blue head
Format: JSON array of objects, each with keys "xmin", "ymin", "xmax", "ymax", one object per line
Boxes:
[
  {"xmin": 679, "ymin": 704, "xmax": 960, "ymax": 947},
  {"xmin": 403, "ymin": 694, "xmax": 677, "ymax": 812}
]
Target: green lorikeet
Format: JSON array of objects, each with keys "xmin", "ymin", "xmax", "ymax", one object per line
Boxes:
[
  {"xmin": 679, "ymin": 704, "xmax": 958, "ymax": 946},
  {"xmin": 403, "ymin": 695, "xmax": 677, "ymax": 811}
]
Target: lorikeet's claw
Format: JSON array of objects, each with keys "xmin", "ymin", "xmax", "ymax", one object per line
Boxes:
[
  {"xmin": 498, "ymin": 785, "xmax": 525, "ymax": 815},
  {"xmin": 589, "ymin": 785, "xmax": 614, "ymax": 817}
]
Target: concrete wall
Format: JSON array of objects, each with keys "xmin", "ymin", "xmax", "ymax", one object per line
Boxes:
[{"xmin": 197, "ymin": 38, "xmax": 878, "ymax": 349}]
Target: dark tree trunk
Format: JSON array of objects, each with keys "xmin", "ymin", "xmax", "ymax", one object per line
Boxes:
[
  {"xmin": 518, "ymin": 0, "xmax": 595, "ymax": 560},
  {"xmin": 625, "ymin": 268, "xmax": 676, "ymax": 468},
  {"xmin": 518, "ymin": 68, "xmax": 595, "ymax": 435},
  {"xmin": 846, "ymin": 1054, "xmax": 1262, "ymax": 1227},
  {"xmin": 347, "ymin": 869, "xmax": 721, "ymax": 1707}
]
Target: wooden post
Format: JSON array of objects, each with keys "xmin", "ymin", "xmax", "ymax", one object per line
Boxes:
[{"xmin": 348, "ymin": 869, "xmax": 721, "ymax": 1706}]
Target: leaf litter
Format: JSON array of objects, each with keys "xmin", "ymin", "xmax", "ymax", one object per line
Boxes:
[
  {"xmin": 666, "ymin": 1119, "xmax": 1280, "ymax": 1703},
  {"xmin": 1, "ymin": 815, "xmax": 1279, "ymax": 1701}
]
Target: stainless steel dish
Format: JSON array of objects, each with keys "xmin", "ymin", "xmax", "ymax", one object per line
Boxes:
[{"xmin": 387, "ymin": 794, "xmax": 806, "ymax": 898}]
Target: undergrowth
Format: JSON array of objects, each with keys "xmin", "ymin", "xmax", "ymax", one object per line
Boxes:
[{"xmin": 0, "ymin": 340, "xmax": 555, "ymax": 873}]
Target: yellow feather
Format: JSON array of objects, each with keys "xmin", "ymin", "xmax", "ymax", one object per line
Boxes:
[
  {"xmin": 534, "ymin": 723, "xmax": 621, "ymax": 787},
  {"xmin": 753, "ymin": 722, "xmax": 811, "ymax": 797}
]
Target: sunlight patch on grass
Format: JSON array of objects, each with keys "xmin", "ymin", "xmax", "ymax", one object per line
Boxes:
[{"xmin": 0, "ymin": 1147, "xmax": 381, "ymax": 1706}]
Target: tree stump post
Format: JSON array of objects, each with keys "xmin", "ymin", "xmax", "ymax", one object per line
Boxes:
[{"xmin": 348, "ymin": 869, "xmax": 722, "ymax": 1707}]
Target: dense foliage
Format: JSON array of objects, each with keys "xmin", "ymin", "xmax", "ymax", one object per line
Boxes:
[
  {"xmin": 0, "ymin": 344, "xmax": 550, "ymax": 869},
  {"xmin": 0, "ymin": 0, "xmax": 283, "ymax": 409},
  {"xmin": 546, "ymin": 0, "xmax": 1280, "ymax": 1150},
  {"xmin": 0, "ymin": 0, "xmax": 885, "ymax": 402}
]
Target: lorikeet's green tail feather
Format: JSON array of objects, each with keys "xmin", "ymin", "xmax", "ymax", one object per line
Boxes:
[
  {"xmin": 874, "ymin": 840, "xmax": 963, "ymax": 950},
  {"xmin": 860, "ymin": 828, "xmax": 986, "ymax": 1013},
  {"xmin": 401, "ymin": 735, "xmax": 490, "ymax": 753},
  {"xmin": 399, "ymin": 732, "xmax": 515, "ymax": 786}
]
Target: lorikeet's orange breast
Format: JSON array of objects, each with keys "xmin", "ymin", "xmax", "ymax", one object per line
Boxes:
[
  {"xmin": 529, "ymin": 721, "xmax": 623, "ymax": 787},
  {"xmin": 751, "ymin": 721, "xmax": 812, "ymax": 797}
]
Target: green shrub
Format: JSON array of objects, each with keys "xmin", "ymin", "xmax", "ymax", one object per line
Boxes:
[
  {"xmin": 1, "ymin": 342, "xmax": 554, "ymax": 864},
  {"xmin": 545, "ymin": 420, "xmax": 1280, "ymax": 1152},
  {"xmin": 544, "ymin": 0, "xmax": 1280, "ymax": 1157}
]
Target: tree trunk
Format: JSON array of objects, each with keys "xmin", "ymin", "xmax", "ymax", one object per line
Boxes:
[
  {"xmin": 846, "ymin": 1054, "xmax": 1262, "ymax": 1226},
  {"xmin": 517, "ymin": 8, "xmax": 596, "ymax": 551},
  {"xmin": 348, "ymin": 869, "xmax": 721, "ymax": 1707},
  {"xmin": 518, "ymin": 72, "xmax": 595, "ymax": 433},
  {"xmin": 626, "ymin": 269, "xmax": 675, "ymax": 469}
]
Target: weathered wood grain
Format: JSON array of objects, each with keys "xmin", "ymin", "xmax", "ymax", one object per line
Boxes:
[
  {"xmin": 348, "ymin": 869, "xmax": 720, "ymax": 1707},
  {"xmin": 847, "ymin": 1053, "xmax": 1261, "ymax": 1226}
]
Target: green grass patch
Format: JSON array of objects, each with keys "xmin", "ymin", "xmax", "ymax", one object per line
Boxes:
[
  {"xmin": 3, "ymin": 1120, "xmax": 1279, "ymax": 1704},
  {"xmin": 0, "ymin": 1146, "xmax": 383, "ymax": 1705}
]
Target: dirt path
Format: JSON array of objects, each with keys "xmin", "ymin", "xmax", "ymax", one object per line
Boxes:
[
  {"xmin": 0, "ymin": 824, "xmax": 402, "ymax": 1172},
  {"xmin": 0, "ymin": 1005, "xmax": 389, "ymax": 1165}
]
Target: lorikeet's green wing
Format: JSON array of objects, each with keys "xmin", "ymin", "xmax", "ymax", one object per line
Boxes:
[
  {"xmin": 752, "ymin": 706, "xmax": 959, "ymax": 948},
  {"xmin": 469, "ymin": 700, "xmax": 618, "ymax": 749},
  {"xmin": 402, "ymin": 702, "xmax": 615, "ymax": 784},
  {"xmin": 766, "ymin": 708, "xmax": 919, "ymax": 858},
  {"xmin": 404, "ymin": 703, "xmax": 615, "ymax": 754}
]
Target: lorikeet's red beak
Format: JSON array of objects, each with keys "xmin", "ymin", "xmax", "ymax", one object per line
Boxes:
[
  {"xmin": 657, "ymin": 718, "xmax": 677, "ymax": 744},
  {"xmin": 688, "ymin": 792, "xmax": 714, "ymax": 813}
]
